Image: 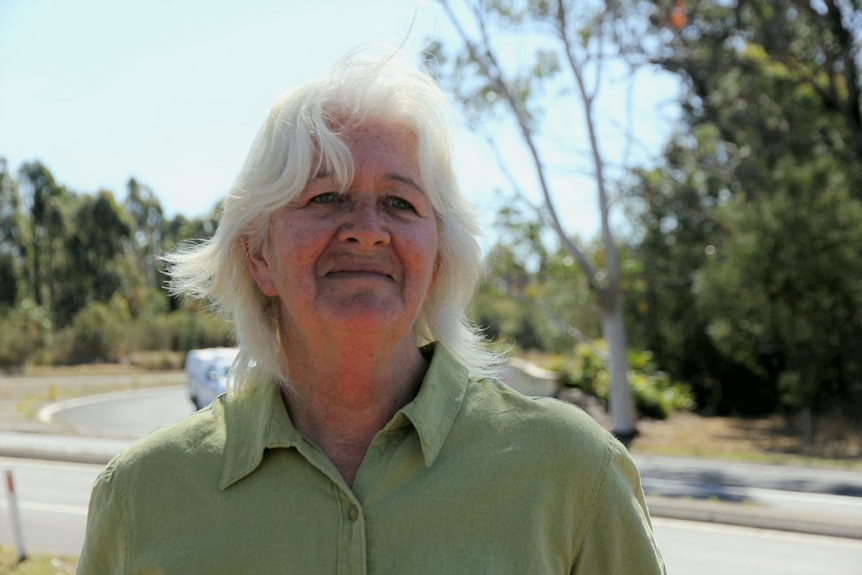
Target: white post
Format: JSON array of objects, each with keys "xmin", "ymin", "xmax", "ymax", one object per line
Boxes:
[{"xmin": 5, "ymin": 470, "xmax": 27, "ymax": 563}]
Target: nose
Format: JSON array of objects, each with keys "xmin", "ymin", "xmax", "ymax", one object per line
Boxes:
[{"xmin": 337, "ymin": 196, "xmax": 390, "ymax": 246}]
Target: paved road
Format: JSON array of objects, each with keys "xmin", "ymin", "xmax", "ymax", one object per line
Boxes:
[
  {"xmin": 41, "ymin": 386, "xmax": 194, "ymax": 439},
  {"xmin": 3, "ymin": 456, "xmax": 862, "ymax": 573},
  {"xmin": 41, "ymin": 387, "xmax": 862, "ymax": 519},
  {"xmin": 0, "ymin": 456, "xmax": 95, "ymax": 556},
  {"xmin": 1, "ymin": 385, "xmax": 859, "ymax": 562},
  {"xmin": 653, "ymin": 517, "xmax": 862, "ymax": 574},
  {"xmin": 634, "ymin": 453, "xmax": 862, "ymax": 497}
]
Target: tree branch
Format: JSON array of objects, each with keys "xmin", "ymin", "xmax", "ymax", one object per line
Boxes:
[{"xmin": 439, "ymin": 0, "xmax": 601, "ymax": 290}]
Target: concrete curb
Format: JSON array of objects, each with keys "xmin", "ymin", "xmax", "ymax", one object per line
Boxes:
[
  {"xmin": 0, "ymin": 432, "xmax": 128, "ymax": 466},
  {"xmin": 646, "ymin": 496, "xmax": 862, "ymax": 540}
]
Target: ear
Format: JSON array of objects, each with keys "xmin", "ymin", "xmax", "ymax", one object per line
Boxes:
[
  {"xmin": 425, "ymin": 253, "xmax": 442, "ymax": 303},
  {"xmin": 242, "ymin": 236, "xmax": 279, "ymax": 297}
]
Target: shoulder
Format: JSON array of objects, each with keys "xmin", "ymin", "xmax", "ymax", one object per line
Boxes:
[
  {"xmin": 458, "ymin": 377, "xmax": 623, "ymax": 469},
  {"xmin": 97, "ymin": 397, "xmax": 228, "ymax": 491}
]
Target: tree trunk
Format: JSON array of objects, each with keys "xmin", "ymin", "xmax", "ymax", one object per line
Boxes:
[{"xmin": 601, "ymin": 293, "xmax": 637, "ymax": 442}]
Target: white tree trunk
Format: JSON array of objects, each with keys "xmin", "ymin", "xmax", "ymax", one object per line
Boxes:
[{"xmin": 601, "ymin": 299, "xmax": 637, "ymax": 439}]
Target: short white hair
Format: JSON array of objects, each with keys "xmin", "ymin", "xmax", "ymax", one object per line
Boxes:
[{"xmin": 165, "ymin": 49, "xmax": 503, "ymax": 393}]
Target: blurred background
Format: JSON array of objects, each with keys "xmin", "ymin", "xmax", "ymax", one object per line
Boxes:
[
  {"xmin": 3, "ymin": 0, "xmax": 860, "ymax": 443},
  {"xmin": 1, "ymin": 0, "xmax": 861, "ymax": 569}
]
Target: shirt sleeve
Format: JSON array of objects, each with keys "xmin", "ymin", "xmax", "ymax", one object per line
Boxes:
[
  {"xmin": 571, "ymin": 440, "xmax": 667, "ymax": 575},
  {"xmin": 77, "ymin": 460, "xmax": 130, "ymax": 575}
]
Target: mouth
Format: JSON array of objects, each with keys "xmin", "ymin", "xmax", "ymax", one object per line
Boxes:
[{"xmin": 326, "ymin": 268, "xmax": 394, "ymax": 280}]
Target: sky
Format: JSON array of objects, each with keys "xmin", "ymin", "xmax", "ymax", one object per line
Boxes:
[{"xmin": 0, "ymin": 0, "xmax": 680, "ymax": 245}]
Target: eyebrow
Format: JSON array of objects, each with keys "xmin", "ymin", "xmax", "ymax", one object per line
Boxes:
[
  {"xmin": 384, "ymin": 173, "xmax": 426, "ymax": 195},
  {"xmin": 310, "ymin": 170, "xmax": 426, "ymax": 195},
  {"xmin": 310, "ymin": 170, "xmax": 335, "ymax": 181}
]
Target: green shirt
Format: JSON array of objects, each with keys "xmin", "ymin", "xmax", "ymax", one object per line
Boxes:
[{"xmin": 78, "ymin": 345, "xmax": 665, "ymax": 574}]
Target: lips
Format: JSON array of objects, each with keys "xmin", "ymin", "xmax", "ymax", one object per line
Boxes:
[{"xmin": 325, "ymin": 262, "xmax": 394, "ymax": 280}]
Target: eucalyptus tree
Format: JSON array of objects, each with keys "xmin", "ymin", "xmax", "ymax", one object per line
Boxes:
[
  {"xmin": 19, "ymin": 161, "xmax": 71, "ymax": 317},
  {"xmin": 434, "ymin": 0, "xmax": 649, "ymax": 438},
  {"xmin": 0, "ymin": 159, "xmax": 24, "ymax": 309},
  {"xmin": 125, "ymin": 177, "xmax": 165, "ymax": 290}
]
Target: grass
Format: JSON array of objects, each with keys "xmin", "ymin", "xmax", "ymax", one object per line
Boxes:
[
  {"xmin": 629, "ymin": 410, "xmax": 862, "ymax": 470},
  {"xmin": 0, "ymin": 547, "xmax": 76, "ymax": 574}
]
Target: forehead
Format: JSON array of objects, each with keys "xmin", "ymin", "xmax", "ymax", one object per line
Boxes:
[
  {"xmin": 312, "ymin": 119, "xmax": 422, "ymax": 182},
  {"xmin": 343, "ymin": 121, "xmax": 418, "ymax": 157}
]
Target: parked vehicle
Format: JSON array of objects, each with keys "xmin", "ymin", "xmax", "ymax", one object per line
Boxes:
[{"xmin": 185, "ymin": 347, "xmax": 239, "ymax": 409}]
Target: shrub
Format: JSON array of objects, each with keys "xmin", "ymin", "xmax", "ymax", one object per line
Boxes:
[
  {"xmin": 558, "ymin": 342, "xmax": 694, "ymax": 420},
  {"xmin": 54, "ymin": 294, "xmax": 132, "ymax": 363},
  {"xmin": 0, "ymin": 300, "xmax": 51, "ymax": 369}
]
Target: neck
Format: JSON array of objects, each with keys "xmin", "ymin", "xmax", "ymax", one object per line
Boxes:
[{"xmin": 281, "ymin": 335, "xmax": 429, "ymax": 486}]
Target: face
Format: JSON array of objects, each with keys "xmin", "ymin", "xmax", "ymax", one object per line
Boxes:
[{"xmin": 246, "ymin": 121, "xmax": 439, "ymax": 347}]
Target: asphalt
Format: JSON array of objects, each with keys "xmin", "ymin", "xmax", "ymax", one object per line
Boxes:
[{"xmin": 1, "ymin": 428, "xmax": 860, "ymax": 540}]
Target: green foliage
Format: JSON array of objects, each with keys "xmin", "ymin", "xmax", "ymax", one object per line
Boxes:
[
  {"xmin": 0, "ymin": 159, "xmax": 229, "ymax": 369},
  {"xmin": 473, "ymin": 199, "xmax": 601, "ymax": 353},
  {"xmin": 625, "ymin": 0, "xmax": 862, "ymax": 418},
  {"xmin": 56, "ymin": 294, "xmax": 133, "ymax": 363},
  {"xmin": 695, "ymin": 178, "xmax": 862, "ymax": 413},
  {"xmin": 0, "ymin": 159, "xmax": 25, "ymax": 309},
  {"xmin": 0, "ymin": 300, "xmax": 51, "ymax": 370},
  {"xmin": 557, "ymin": 342, "xmax": 694, "ymax": 419}
]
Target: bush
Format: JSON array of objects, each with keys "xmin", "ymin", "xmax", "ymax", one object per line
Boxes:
[
  {"xmin": 0, "ymin": 297, "xmax": 234, "ymax": 368},
  {"xmin": 0, "ymin": 300, "xmax": 51, "ymax": 369},
  {"xmin": 54, "ymin": 294, "xmax": 132, "ymax": 363},
  {"xmin": 558, "ymin": 342, "xmax": 694, "ymax": 420}
]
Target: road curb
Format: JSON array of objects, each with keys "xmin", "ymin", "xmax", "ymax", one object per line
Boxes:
[
  {"xmin": 646, "ymin": 496, "xmax": 862, "ymax": 540},
  {"xmin": 0, "ymin": 432, "xmax": 127, "ymax": 466}
]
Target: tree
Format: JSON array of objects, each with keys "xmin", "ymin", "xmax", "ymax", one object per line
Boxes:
[
  {"xmin": 435, "ymin": 0, "xmax": 640, "ymax": 437},
  {"xmin": 55, "ymin": 190, "xmax": 132, "ymax": 326},
  {"xmin": 626, "ymin": 126, "xmax": 741, "ymax": 413},
  {"xmin": 0, "ymin": 159, "xmax": 25, "ymax": 309},
  {"xmin": 640, "ymin": 0, "xmax": 861, "ymax": 176},
  {"xmin": 19, "ymin": 161, "xmax": 71, "ymax": 319},
  {"xmin": 475, "ymin": 197, "xmax": 603, "ymax": 354},
  {"xmin": 125, "ymin": 177, "xmax": 165, "ymax": 290},
  {"xmin": 626, "ymin": 0, "xmax": 862, "ymax": 417}
]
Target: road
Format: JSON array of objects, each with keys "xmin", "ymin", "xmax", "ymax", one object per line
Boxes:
[
  {"xmin": 2, "ymin": 456, "xmax": 861, "ymax": 572},
  {"xmin": 41, "ymin": 386, "xmax": 194, "ymax": 438},
  {"xmin": 653, "ymin": 517, "xmax": 862, "ymax": 574},
  {"xmin": 2, "ymin": 386, "xmax": 861, "ymax": 572},
  {"xmin": 0, "ymin": 456, "xmax": 96, "ymax": 556},
  {"xmin": 44, "ymin": 387, "xmax": 862, "ymax": 522}
]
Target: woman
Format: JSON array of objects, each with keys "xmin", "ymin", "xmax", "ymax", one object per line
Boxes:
[{"xmin": 78, "ymin": 51, "xmax": 665, "ymax": 574}]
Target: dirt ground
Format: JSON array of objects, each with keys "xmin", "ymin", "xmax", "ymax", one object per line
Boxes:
[{"xmin": 2, "ymin": 363, "xmax": 860, "ymax": 469}]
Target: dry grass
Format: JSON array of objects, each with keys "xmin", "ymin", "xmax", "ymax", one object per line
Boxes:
[
  {"xmin": 0, "ymin": 547, "xmax": 76, "ymax": 575},
  {"xmin": 630, "ymin": 410, "xmax": 862, "ymax": 469}
]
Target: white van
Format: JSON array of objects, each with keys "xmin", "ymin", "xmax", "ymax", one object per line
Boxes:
[{"xmin": 185, "ymin": 347, "xmax": 239, "ymax": 409}]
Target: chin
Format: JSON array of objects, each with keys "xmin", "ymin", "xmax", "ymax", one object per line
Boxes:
[{"xmin": 324, "ymin": 303, "xmax": 414, "ymax": 335}]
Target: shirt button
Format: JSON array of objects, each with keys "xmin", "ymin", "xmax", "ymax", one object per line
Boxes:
[{"xmin": 349, "ymin": 506, "xmax": 359, "ymax": 521}]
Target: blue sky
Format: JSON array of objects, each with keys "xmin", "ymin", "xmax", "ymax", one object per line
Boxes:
[{"xmin": 1, "ymin": 0, "xmax": 679, "ymax": 243}]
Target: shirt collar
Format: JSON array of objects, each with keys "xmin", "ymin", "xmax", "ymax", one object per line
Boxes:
[{"xmin": 219, "ymin": 343, "xmax": 470, "ymax": 490}]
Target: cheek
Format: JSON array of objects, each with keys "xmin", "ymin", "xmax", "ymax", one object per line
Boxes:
[{"xmin": 407, "ymin": 229, "xmax": 440, "ymax": 285}]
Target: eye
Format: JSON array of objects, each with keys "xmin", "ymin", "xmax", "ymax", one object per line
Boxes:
[
  {"xmin": 384, "ymin": 196, "xmax": 416, "ymax": 211},
  {"xmin": 309, "ymin": 192, "xmax": 344, "ymax": 205}
]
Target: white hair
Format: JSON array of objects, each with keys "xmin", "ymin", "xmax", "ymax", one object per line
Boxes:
[{"xmin": 165, "ymin": 49, "xmax": 504, "ymax": 394}]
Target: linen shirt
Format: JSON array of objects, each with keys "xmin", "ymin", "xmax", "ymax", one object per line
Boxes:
[{"xmin": 78, "ymin": 345, "xmax": 665, "ymax": 574}]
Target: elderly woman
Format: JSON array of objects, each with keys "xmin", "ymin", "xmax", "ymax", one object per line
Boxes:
[{"xmin": 78, "ymin": 51, "xmax": 665, "ymax": 574}]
